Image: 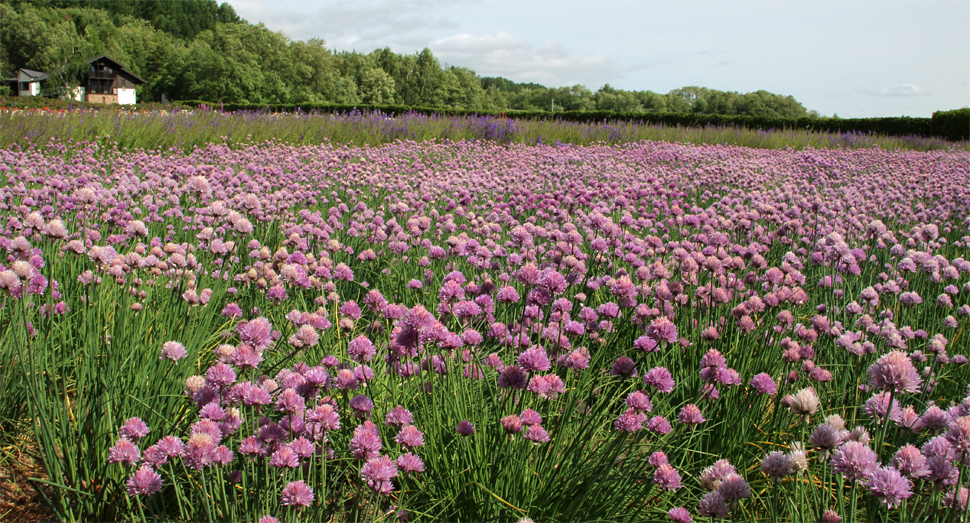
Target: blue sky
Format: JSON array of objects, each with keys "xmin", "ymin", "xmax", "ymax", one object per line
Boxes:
[{"xmin": 226, "ymin": 0, "xmax": 969, "ymax": 117}]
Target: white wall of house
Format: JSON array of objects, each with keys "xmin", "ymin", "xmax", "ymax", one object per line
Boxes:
[
  {"xmin": 117, "ymin": 87, "xmax": 137, "ymax": 105},
  {"xmin": 16, "ymin": 71, "xmax": 42, "ymax": 96},
  {"xmin": 70, "ymin": 86, "xmax": 85, "ymax": 101}
]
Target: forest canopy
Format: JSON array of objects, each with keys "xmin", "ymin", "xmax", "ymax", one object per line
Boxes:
[{"xmin": 1, "ymin": 0, "xmax": 817, "ymax": 117}]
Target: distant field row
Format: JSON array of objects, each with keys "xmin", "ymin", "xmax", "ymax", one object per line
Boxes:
[{"xmin": 0, "ymin": 103, "xmax": 967, "ymax": 153}]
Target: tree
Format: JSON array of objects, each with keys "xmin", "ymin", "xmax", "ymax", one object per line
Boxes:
[{"xmin": 357, "ymin": 66, "xmax": 395, "ymax": 104}]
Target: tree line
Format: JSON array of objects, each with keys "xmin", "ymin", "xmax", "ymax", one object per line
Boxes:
[{"xmin": 1, "ymin": 0, "xmax": 818, "ymax": 118}]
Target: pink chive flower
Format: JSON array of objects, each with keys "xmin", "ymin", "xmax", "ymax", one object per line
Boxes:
[
  {"xmin": 126, "ymin": 465, "xmax": 162, "ymax": 496},
  {"xmin": 280, "ymin": 480, "xmax": 314, "ymax": 507},
  {"xmin": 161, "ymin": 341, "xmax": 188, "ymax": 362}
]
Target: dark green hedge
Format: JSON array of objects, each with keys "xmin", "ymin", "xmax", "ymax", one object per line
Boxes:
[
  {"xmin": 177, "ymin": 100, "xmax": 970, "ymax": 142},
  {"xmin": 930, "ymin": 108, "xmax": 970, "ymax": 142}
]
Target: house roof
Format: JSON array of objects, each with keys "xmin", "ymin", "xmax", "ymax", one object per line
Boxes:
[
  {"xmin": 85, "ymin": 55, "xmax": 146, "ymax": 84},
  {"xmin": 6, "ymin": 68, "xmax": 50, "ymax": 82}
]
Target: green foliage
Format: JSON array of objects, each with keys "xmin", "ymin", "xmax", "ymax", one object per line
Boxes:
[{"xmin": 930, "ymin": 107, "xmax": 970, "ymax": 142}]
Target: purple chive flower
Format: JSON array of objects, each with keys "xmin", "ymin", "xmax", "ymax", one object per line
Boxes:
[
  {"xmin": 350, "ymin": 395, "xmax": 375, "ymax": 418},
  {"xmin": 750, "ymin": 373, "xmax": 778, "ymax": 395},
  {"xmin": 717, "ymin": 473, "xmax": 751, "ymax": 501},
  {"xmin": 944, "ymin": 416, "xmax": 970, "ymax": 457},
  {"xmin": 183, "ymin": 433, "xmax": 216, "ymax": 470},
  {"xmin": 205, "ymin": 363, "xmax": 237, "ymax": 388},
  {"xmin": 361, "ymin": 455, "xmax": 398, "ymax": 494},
  {"xmin": 678, "ymin": 404, "xmax": 706, "ymax": 425},
  {"xmin": 610, "ymin": 356, "xmax": 638, "ymax": 377},
  {"xmin": 397, "ymin": 452, "xmax": 425, "ymax": 475},
  {"xmin": 339, "ymin": 300, "xmax": 362, "ymax": 319},
  {"xmin": 269, "ymin": 446, "xmax": 300, "ymax": 468},
  {"xmin": 280, "ymin": 480, "xmax": 314, "ymax": 508},
  {"xmin": 161, "ymin": 341, "xmax": 188, "ymax": 362},
  {"xmin": 646, "ymin": 416, "xmax": 672, "ymax": 434},
  {"xmin": 239, "ymin": 436, "xmax": 266, "ymax": 457},
  {"xmin": 614, "ymin": 408, "xmax": 647, "ymax": 432},
  {"xmin": 502, "ymin": 415, "xmax": 523, "ymax": 433},
  {"xmin": 810, "ymin": 423, "xmax": 844, "ymax": 454},
  {"xmin": 520, "ymin": 409, "xmax": 543, "ymax": 426},
  {"xmin": 334, "ymin": 369, "xmax": 360, "ymax": 390},
  {"xmin": 221, "ymin": 303, "xmax": 243, "ymax": 318},
  {"xmin": 647, "ymin": 316, "xmax": 679, "ymax": 344},
  {"xmin": 348, "ymin": 335, "xmax": 377, "ymax": 362},
  {"xmin": 782, "ymin": 387, "xmax": 820, "ymax": 416},
  {"xmin": 517, "ymin": 346, "xmax": 551, "ymax": 372},
  {"xmin": 942, "ymin": 486, "xmax": 969, "ymax": 512},
  {"xmin": 108, "ymin": 437, "xmax": 141, "ymax": 466},
  {"xmin": 760, "ymin": 451, "xmax": 793, "ymax": 481},
  {"xmin": 395, "ymin": 425, "xmax": 425, "ymax": 448},
  {"xmin": 868, "ymin": 350, "xmax": 922, "ymax": 393},
  {"xmin": 238, "ymin": 317, "xmax": 274, "ymax": 351},
  {"xmin": 563, "ymin": 346, "xmax": 590, "ymax": 369},
  {"xmin": 634, "ymin": 335, "xmax": 659, "ymax": 353},
  {"xmin": 913, "ymin": 405, "xmax": 951, "ymax": 432},
  {"xmin": 457, "ymin": 420, "xmax": 476, "ymax": 436},
  {"xmin": 523, "ymin": 424, "xmax": 550, "ymax": 444},
  {"xmin": 643, "ymin": 367, "xmax": 676, "ymax": 393},
  {"xmin": 649, "ymin": 452, "xmax": 669, "ymax": 466},
  {"xmin": 289, "ymin": 437, "xmax": 315, "ymax": 459},
  {"xmin": 275, "ymin": 388, "xmax": 305, "ymax": 413},
  {"xmin": 119, "ymin": 418, "xmax": 150, "ymax": 442},
  {"xmin": 307, "ymin": 403, "xmax": 341, "ymax": 433},
  {"xmin": 156, "ymin": 436, "xmax": 184, "ymax": 457},
  {"xmin": 142, "ymin": 445, "xmax": 168, "ymax": 467},
  {"xmin": 126, "ymin": 465, "xmax": 162, "ymax": 496},
  {"xmin": 527, "ymin": 374, "xmax": 565, "ymax": 400},
  {"xmin": 866, "ymin": 466, "xmax": 913, "ymax": 508},
  {"xmin": 864, "ymin": 391, "xmax": 902, "ymax": 424},
  {"xmin": 211, "ymin": 445, "xmax": 234, "ymax": 466},
  {"xmin": 892, "ymin": 444, "xmax": 930, "ymax": 479},
  {"xmin": 350, "ymin": 422, "xmax": 383, "ymax": 460},
  {"xmin": 385, "ymin": 406, "xmax": 414, "ymax": 427},
  {"xmin": 496, "ymin": 285, "xmax": 520, "ymax": 303},
  {"xmin": 653, "ymin": 464, "xmax": 682, "ymax": 491},
  {"xmin": 821, "ymin": 510, "xmax": 843, "ymax": 522},
  {"xmin": 668, "ymin": 506, "xmax": 692, "ymax": 523},
  {"xmin": 700, "ymin": 459, "xmax": 737, "ymax": 490},
  {"xmin": 497, "ymin": 365, "xmax": 529, "ymax": 389},
  {"xmin": 257, "ymin": 517, "xmax": 280, "ymax": 523},
  {"xmin": 626, "ymin": 391, "xmax": 653, "ymax": 412},
  {"xmin": 697, "ymin": 491, "xmax": 729, "ymax": 519},
  {"xmin": 831, "ymin": 441, "xmax": 879, "ymax": 483}
]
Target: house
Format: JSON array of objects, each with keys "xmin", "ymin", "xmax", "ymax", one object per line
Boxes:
[
  {"xmin": 6, "ymin": 68, "xmax": 49, "ymax": 97},
  {"xmin": 82, "ymin": 55, "xmax": 146, "ymax": 105}
]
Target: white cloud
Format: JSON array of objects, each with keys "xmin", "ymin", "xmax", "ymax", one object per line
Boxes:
[
  {"xmin": 227, "ymin": 1, "xmax": 633, "ymax": 87},
  {"xmin": 867, "ymin": 84, "xmax": 932, "ymax": 97},
  {"xmin": 228, "ymin": 0, "xmax": 461, "ymax": 49},
  {"xmin": 431, "ymin": 32, "xmax": 623, "ymax": 87}
]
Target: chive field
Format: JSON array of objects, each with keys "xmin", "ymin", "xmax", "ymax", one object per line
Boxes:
[{"xmin": 0, "ymin": 109, "xmax": 969, "ymax": 522}]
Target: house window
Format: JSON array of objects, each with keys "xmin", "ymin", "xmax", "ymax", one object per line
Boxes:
[
  {"xmin": 88, "ymin": 79, "xmax": 113, "ymax": 94},
  {"xmin": 20, "ymin": 82, "xmax": 29, "ymax": 92}
]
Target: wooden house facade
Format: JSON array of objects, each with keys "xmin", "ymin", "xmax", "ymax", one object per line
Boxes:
[
  {"xmin": 5, "ymin": 68, "xmax": 49, "ymax": 97},
  {"xmin": 83, "ymin": 55, "xmax": 146, "ymax": 105}
]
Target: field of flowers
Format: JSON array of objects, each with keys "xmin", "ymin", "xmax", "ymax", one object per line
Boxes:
[{"xmin": 0, "ymin": 134, "xmax": 969, "ymax": 522}]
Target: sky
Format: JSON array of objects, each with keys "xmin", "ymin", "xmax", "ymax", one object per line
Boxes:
[{"xmin": 225, "ymin": 0, "xmax": 970, "ymax": 118}]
